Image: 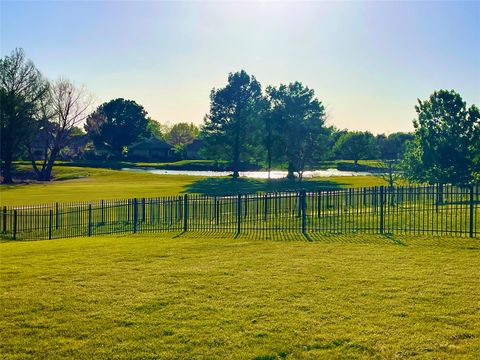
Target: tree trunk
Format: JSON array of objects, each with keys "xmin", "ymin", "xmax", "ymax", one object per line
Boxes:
[
  {"xmin": 437, "ymin": 183, "xmax": 444, "ymax": 205},
  {"xmin": 266, "ymin": 118, "xmax": 272, "ymax": 180},
  {"xmin": 287, "ymin": 162, "xmax": 296, "ymax": 180},
  {"xmin": 267, "ymin": 145, "xmax": 272, "ymax": 180},
  {"xmin": 1, "ymin": 151, "xmax": 14, "ymax": 184},
  {"xmin": 232, "ymin": 132, "xmax": 240, "ymax": 178},
  {"xmin": 39, "ymin": 148, "xmax": 59, "ymax": 181}
]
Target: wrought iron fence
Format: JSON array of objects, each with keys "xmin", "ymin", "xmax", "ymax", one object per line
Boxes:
[{"xmin": 1, "ymin": 184, "xmax": 478, "ymax": 240}]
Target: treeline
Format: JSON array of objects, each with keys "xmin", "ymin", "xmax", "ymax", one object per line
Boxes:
[
  {"xmin": 0, "ymin": 49, "xmax": 200, "ymax": 183},
  {"xmin": 200, "ymin": 71, "xmax": 415, "ymax": 179},
  {"xmin": 84, "ymin": 99, "xmax": 199, "ymax": 159},
  {"xmin": 199, "ymin": 70, "xmax": 479, "ymax": 186},
  {"xmin": 1, "ymin": 49, "xmax": 479, "ymax": 185}
]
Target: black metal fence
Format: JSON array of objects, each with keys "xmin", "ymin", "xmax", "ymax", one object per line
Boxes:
[{"xmin": 1, "ymin": 184, "xmax": 478, "ymax": 240}]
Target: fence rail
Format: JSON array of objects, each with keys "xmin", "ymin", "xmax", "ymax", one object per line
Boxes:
[{"xmin": 1, "ymin": 184, "xmax": 478, "ymax": 240}]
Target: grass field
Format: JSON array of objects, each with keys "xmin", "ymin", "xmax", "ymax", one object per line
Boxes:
[
  {"xmin": 0, "ymin": 165, "xmax": 387, "ymax": 206},
  {"xmin": 1, "ymin": 233, "xmax": 479, "ymax": 359}
]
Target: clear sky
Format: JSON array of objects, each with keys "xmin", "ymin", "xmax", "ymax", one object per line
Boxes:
[{"xmin": 1, "ymin": 0, "xmax": 479, "ymax": 134}]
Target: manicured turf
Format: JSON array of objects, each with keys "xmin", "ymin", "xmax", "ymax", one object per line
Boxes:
[
  {"xmin": 0, "ymin": 165, "xmax": 387, "ymax": 206},
  {"xmin": 1, "ymin": 233, "xmax": 479, "ymax": 359}
]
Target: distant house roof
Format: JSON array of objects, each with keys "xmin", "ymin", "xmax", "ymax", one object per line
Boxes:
[{"xmin": 129, "ymin": 138, "xmax": 172, "ymax": 151}]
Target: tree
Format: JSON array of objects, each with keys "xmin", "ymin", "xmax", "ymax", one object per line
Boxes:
[
  {"xmin": 267, "ymin": 82, "xmax": 327, "ymax": 180},
  {"xmin": 323, "ymin": 126, "xmax": 346, "ymax": 160},
  {"xmin": 85, "ymin": 98, "xmax": 148, "ymax": 157},
  {"xmin": 30, "ymin": 77, "xmax": 92, "ymax": 181},
  {"xmin": 58, "ymin": 127, "xmax": 88, "ymax": 160},
  {"xmin": 0, "ymin": 48, "xmax": 49, "ymax": 183},
  {"xmin": 402, "ymin": 90, "xmax": 479, "ymax": 185},
  {"xmin": 201, "ymin": 70, "xmax": 266, "ymax": 178},
  {"xmin": 264, "ymin": 110, "xmax": 274, "ymax": 179},
  {"xmin": 377, "ymin": 132, "xmax": 414, "ymax": 160},
  {"xmin": 165, "ymin": 122, "xmax": 199, "ymax": 146},
  {"xmin": 333, "ymin": 131, "xmax": 379, "ymax": 166},
  {"xmin": 144, "ymin": 117, "xmax": 165, "ymax": 140},
  {"xmin": 374, "ymin": 132, "xmax": 414, "ymax": 192}
]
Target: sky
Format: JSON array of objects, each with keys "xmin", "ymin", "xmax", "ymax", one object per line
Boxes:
[{"xmin": 1, "ymin": 0, "xmax": 479, "ymax": 134}]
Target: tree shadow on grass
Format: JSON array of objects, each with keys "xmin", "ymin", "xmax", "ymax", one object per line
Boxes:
[{"xmin": 181, "ymin": 177, "xmax": 345, "ymax": 196}]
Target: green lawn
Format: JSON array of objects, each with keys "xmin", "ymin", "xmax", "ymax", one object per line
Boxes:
[
  {"xmin": 0, "ymin": 165, "xmax": 387, "ymax": 206},
  {"xmin": 1, "ymin": 233, "xmax": 479, "ymax": 359}
]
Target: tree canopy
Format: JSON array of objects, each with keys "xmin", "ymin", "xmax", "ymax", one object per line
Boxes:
[
  {"xmin": 0, "ymin": 48, "xmax": 49, "ymax": 183},
  {"xmin": 85, "ymin": 98, "xmax": 148, "ymax": 157},
  {"xmin": 267, "ymin": 82, "xmax": 327, "ymax": 179},
  {"xmin": 377, "ymin": 132, "xmax": 414, "ymax": 160},
  {"xmin": 165, "ymin": 122, "xmax": 199, "ymax": 146},
  {"xmin": 402, "ymin": 90, "xmax": 479, "ymax": 185},
  {"xmin": 333, "ymin": 131, "xmax": 379, "ymax": 165},
  {"xmin": 201, "ymin": 70, "xmax": 266, "ymax": 178},
  {"xmin": 145, "ymin": 117, "xmax": 165, "ymax": 140}
]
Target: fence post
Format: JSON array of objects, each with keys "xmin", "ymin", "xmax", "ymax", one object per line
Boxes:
[
  {"xmin": 55, "ymin": 202, "xmax": 59, "ymax": 229},
  {"xmin": 133, "ymin": 198, "xmax": 138, "ymax": 233},
  {"xmin": 300, "ymin": 190, "xmax": 307, "ymax": 234},
  {"xmin": 49, "ymin": 209, "xmax": 53, "ymax": 240},
  {"xmin": 470, "ymin": 185, "xmax": 475, "ymax": 238},
  {"xmin": 183, "ymin": 194, "xmax": 188, "ymax": 232},
  {"xmin": 13, "ymin": 209, "xmax": 17, "ymax": 240},
  {"xmin": 237, "ymin": 194, "xmax": 242, "ymax": 234},
  {"xmin": 2, "ymin": 206, "xmax": 6, "ymax": 233},
  {"xmin": 379, "ymin": 186, "xmax": 385, "ymax": 234},
  {"xmin": 88, "ymin": 204, "xmax": 92, "ymax": 237}
]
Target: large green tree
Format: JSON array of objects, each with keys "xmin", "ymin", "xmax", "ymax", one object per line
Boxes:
[
  {"xmin": 403, "ymin": 90, "xmax": 479, "ymax": 185},
  {"xmin": 85, "ymin": 98, "xmax": 148, "ymax": 157},
  {"xmin": 267, "ymin": 82, "xmax": 327, "ymax": 179},
  {"xmin": 0, "ymin": 48, "xmax": 49, "ymax": 183},
  {"xmin": 201, "ymin": 70, "xmax": 266, "ymax": 178},
  {"xmin": 376, "ymin": 132, "xmax": 414, "ymax": 160},
  {"xmin": 333, "ymin": 131, "xmax": 379, "ymax": 166},
  {"xmin": 165, "ymin": 122, "xmax": 199, "ymax": 146},
  {"xmin": 165, "ymin": 122, "xmax": 200, "ymax": 159},
  {"xmin": 144, "ymin": 117, "xmax": 166, "ymax": 140}
]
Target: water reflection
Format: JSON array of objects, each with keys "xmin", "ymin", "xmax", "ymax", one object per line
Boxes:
[{"xmin": 121, "ymin": 168, "xmax": 372, "ymax": 178}]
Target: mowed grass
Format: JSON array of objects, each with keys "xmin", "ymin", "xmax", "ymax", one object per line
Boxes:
[
  {"xmin": 0, "ymin": 165, "xmax": 387, "ymax": 206},
  {"xmin": 1, "ymin": 233, "xmax": 479, "ymax": 359}
]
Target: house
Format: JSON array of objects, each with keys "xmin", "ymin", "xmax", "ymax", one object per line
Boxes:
[
  {"xmin": 185, "ymin": 139, "xmax": 203, "ymax": 159},
  {"xmin": 128, "ymin": 138, "xmax": 174, "ymax": 160}
]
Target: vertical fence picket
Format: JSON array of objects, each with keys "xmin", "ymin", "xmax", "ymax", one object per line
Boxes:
[
  {"xmin": 133, "ymin": 198, "xmax": 138, "ymax": 233},
  {"xmin": 183, "ymin": 194, "xmax": 188, "ymax": 232},
  {"xmin": 470, "ymin": 185, "xmax": 474, "ymax": 238},
  {"xmin": 12, "ymin": 210, "xmax": 17, "ymax": 240},
  {"xmin": 49, "ymin": 209, "xmax": 53, "ymax": 240},
  {"xmin": 2, "ymin": 206, "xmax": 6, "ymax": 234}
]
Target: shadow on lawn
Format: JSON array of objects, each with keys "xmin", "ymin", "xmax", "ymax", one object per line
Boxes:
[
  {"xmin": 172, "ymin": 230, "xmax": 409, "ymax": 245},
  {"xmin": 182, "ymin": 177, "xmax": 345, "ymax": 196}
]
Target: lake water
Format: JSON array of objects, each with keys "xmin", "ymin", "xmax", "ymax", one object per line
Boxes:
[{"xmin": 121, "ymin": 168, "xmax": 373, "ymax": 179}]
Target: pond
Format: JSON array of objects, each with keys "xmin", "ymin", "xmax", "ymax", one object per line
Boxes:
[{"xmin": 121, "ymin": 168, "xmax": 373, "ymax": 179}]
